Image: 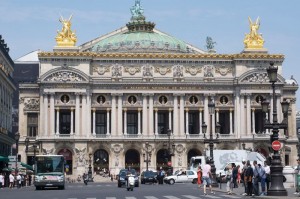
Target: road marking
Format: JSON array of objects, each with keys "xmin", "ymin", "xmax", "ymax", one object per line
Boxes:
[
  {"xmin": 201, "ymin": 195, "xmax": 220, "ymax": 198},
  {"xmin": 105, "ymin": 197, "xmax": 116, "ymax": 199},
  {"xmin": 164, "ymin": 196, "xmax": 182, "ymax": 199},
  {"xmin": 86, "ymin": 198, "xmax": 97, "ymax": 199},
  {"xmin": 145, "ymin": 196, "xmax": 159, "ymax": 199},
  {"xmin": 181, "ymin": 195, "xmax": 201, "ymax": 198},
  {"xmin": 125, "ymin": 197, "xmax": 137, "ymax": 199},
  {"xmin": 219, "ymin": 194, "xmax": 241, "ymax": 198}
]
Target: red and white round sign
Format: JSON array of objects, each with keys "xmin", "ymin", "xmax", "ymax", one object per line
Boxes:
[
  {"xmin": 167, "ymin": 161, "xmax": 172, "ymax": 166},
  {"xmin": 272, "ymin": 140, "xmax": 282, "ymax": 151}
]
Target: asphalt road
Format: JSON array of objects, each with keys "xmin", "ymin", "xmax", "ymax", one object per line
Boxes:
[{"xmin": 0, "ymin": 182, "xmax": 245, "ymax": 199}]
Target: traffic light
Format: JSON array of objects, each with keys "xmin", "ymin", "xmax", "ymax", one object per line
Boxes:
[{"xmin": 17, "ymin": 154, "xmax": 21, "ymax": 162}]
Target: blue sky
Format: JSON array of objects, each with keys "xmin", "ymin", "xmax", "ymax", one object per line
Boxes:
[{"xmin": 1, "ymin": 0, "xmax": 300, "ymax": 108}]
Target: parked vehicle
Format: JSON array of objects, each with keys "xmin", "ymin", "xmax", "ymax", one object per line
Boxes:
[
  {"xmin": 117, "ymin": 169, "xmax": 139, "ymax": 188},
  {"xmin": 141, "ymin": 170, "xmax": 157, "ymax": 184},
  {"xmin": 163, "ymin": 170, "xmax": 197, "ymax": 185}
]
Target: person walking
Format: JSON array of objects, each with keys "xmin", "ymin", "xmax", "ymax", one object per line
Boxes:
[
  {"xmin": 16, "ymin": 174, "xmax": 21, "ymax": 189},
  {"xmin": 258, "ymin": 163, "xmax": 266, "ymax": 196},
  {"xmin": 0, "ymin": 173, "xmax": 4, "ymax": 189},
  {"xmin": 197, "ymin": 165, "xmax": 202, "ymax": 188},
  {"xmin": 244, "ymin": 160, "xmax": 253, "ymax": 196},
  {"xmin": 158, "ymin": 167, "xmax": 165, "ymax": 185},
  {"xmin": 294, "ymin": 159, "xmax": 300, "ymax": 195},
  {"xmin": 241, "ymin": 160, "xmax": 248, "ymax": 196},
  {"xmin": 202, "ymin": 160, "xmax": 215, "ymax": 195},
  {"xmin": 264, "ymin": 161, "xmax": 270, "ymax": 191},
  {"xmin": 252, "ymin": 160, "xmax": 260, "ymax": 196},
  {"xmin": 232, "ymin": 164, "xmax": 239, "ymax": 188},
  {"xmin": 225, "ymin": 165, "xmax": 233, "ymax": 195},
  {"xmin": 9, "ymin": 173, "xmax": 14, "ymax": 189},
  {"xmin": 237, "ymin": 165, "xmax": 241, "ymax": 186}
]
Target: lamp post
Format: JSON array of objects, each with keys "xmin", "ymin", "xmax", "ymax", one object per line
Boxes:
[
  {"xmin": 14, "ymin": 132, "xmax": 20, "ymax": 175},
  {"xmin": 143, "ymin": 142, "xmax": 151, "ymax": 171},
  {"xmin": 165, "ymin": 129, "xmax": 175, "ymax": 175},
  {"xmin": 25, "ymin": 138, "xmax": 38, "ymax": 168},
  {"xmin": 261, "ymin": 62, "xmax": 289, "ymax": 196},
  {"xmin": 202, "ymin": 99, "xmax": 220, "ymax": 187},
  {"xmin": 88, "ymin": 153, "xmax": 93, "ymax": 182}
]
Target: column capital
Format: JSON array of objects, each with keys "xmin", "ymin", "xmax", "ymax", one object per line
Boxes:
[
  {"xmin": 185, "ymin": 108, "xmax": 189, "ymax": 112},
  {"xmin": 49, "ymin": 92, "xmax": 55, "ymax": 96},
  {"xmin": 246, "ymin": 93, "xmax": 252, "ymax": 98},
  {"xmin": 92, "ymin": 108, "xmax": 96, "ymax": 112},
  {"xmin": 106, "ymin": 108, "xmax": 111, "ymax": 111},
  {"xmin": 111, "ymin": 93, "xmax": 123, "ymax": 96},
  {"xmin": 199, "ymin": 108, "xmax": 203, "ymax": 112},
  {"xmin": 216, "ymin": 108, "xmax": 219, "ymax": 112},
  {"xmin": 251, "ymin": 108, "xmax": 256, "ymax": 111},
  {"xmin": 56, "ymin": 107, "xmax": 60, "ymax": 111},
  {"xmin": 75, "ymin": 92, "xmax": 81, "ymax": 96},
  {"xmin": 123, "ymin": 108, "xmax": 127, "ymax": 112},
  {"xmin": 169, "ymin": 108, "xmax": 173, "ymax": 112},
  {"xmin": 173, "ymin": 93, "xmax": 185, "ymax": 96},
  {"xmin": 142, "ymin": 93, "xmax": 149, "ymax": 97},
  {"xmin": 154, "ymin": 108, "xmax": 158, "ymax": 112},
  {"xmin": 71, "ymin": 107, "xmax": 75, "ymax": 111},
  {"xmin": 229, "ymin": 108, "xmax": 233, "ymax": 112},
  {"xmin": 138, "ymin": 108, "xmax": 142, "ymax": 112}
]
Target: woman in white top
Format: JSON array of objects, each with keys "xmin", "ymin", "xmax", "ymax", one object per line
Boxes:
[
  {"xmin": 225, "ymin": 165, "xmax": 233, "ymax": 195},
  {"xmin": 0, "ymin": 173, "xmax": 4, "ymax": 188}
]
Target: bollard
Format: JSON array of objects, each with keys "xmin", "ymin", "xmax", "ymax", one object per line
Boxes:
[{"xmin": 219, "ymin": 172, "xmax": 222, "ymax": 189}]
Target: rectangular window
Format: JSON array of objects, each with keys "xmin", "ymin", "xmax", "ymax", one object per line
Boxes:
[
  {"xmin": 96, "ymin": 111, "xmax": 106, "ymax": 134},
  {"xmin": 27, "ymin": 113, "xmax": 38, "ymax": 137},
  {"xmin": 188, "ymin": 111, "xmax": 199, "ymax": 134},
  {"xmin": 127, "ymin": 112, "xmax": 138, "ymax": 134},
  {"xmin": 158, "ymin": 111, "xmax": 169, "ymax": 134}
]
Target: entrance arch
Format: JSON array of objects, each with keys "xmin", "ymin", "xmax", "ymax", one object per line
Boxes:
[
  {"xmin": 187, "ymin": 149, "xmax": 202, "ymax": 166},
  {"xmin": 94, "ymin": 149, "xmax": 109, "ymax": 174},
  {"xmin": 125, "ymin": 149, "xmax": 140, "ymax": 173},
  {"xmin": 156, "ymin": 149, "xmax": 170, "ymax": 170},
  {"xmin": 57, "ymin": 148, "xmax": 73, "ymax": 175}
]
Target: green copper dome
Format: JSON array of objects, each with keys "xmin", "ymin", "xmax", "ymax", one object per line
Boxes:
[{"xmin": 89, "ymin": 0, "xmax": 196, "ymax": 54}]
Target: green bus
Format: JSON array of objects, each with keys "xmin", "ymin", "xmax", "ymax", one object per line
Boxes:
[{"xmin": 34, "ymin": 155, "xmax": 65, "ymax": 190}]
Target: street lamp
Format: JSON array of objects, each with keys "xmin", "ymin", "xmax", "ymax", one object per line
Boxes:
[
  {"xmin": 14, "ymin": 132, "xmax": 20, "ymax": 175},
  {"xmin": 261, "ymin": 62, "xmax": 289, "ymax": 196},
  {"xmin": 202, "ymin": 99, "xmax": 220, "ymax": 187},
  {"xmin": 88, "ymin": 153, "xmax": 93, "ymax": 182},
  {"xmin": 143, "ymin": 142, "xmax": 152, "ymax": 171},
  {"xmin": 25, "ymin": 138, "xmax": 38, "ymax": 167},
  {"xmin": 164, "ymin": 129, "xmax": 175, "ymax": 175}
]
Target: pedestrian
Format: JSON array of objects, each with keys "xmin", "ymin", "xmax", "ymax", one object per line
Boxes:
[
  {"xmin": 225, "ymin": 165, "xmax": 233, "ymax": 195},
  {"xmin": 16, "ymin": 174, "xmax": 21, "ymax": 189},
  {"xmin": 264, "ymin": 161, "xmax": 270, "ymax": 191},
  {"xmin": 258, "ymin": 163, "xmax": 266, "ymax": 196},
  {"xmin": 9, "ymin": 173, "xmax": 14, "ymax": 188},
  {"xmin": 197, "ymin": 165, "xmax": 202, "ymax": 188},
  {"xmin": 0, "ymin": 173, "xmax": 4, "ymax": 189},
  {"xmin": 294, "ymin": 159, "xmax": 300, "ymax": 195},
  {"xmin": 237, "ymin": 165, "xmax": 241, "ymax": 186},
  {"xmin": 232, "ymin": 164, "xmax": 238, "ymax": 188},
  {"xmin": 252, "ymin": 160, "xmax": 260, "ymax": 196},
  {"xmin": 241, "ymin": 159, "xmax": 248, "ymax": 196},
  {"xmin": 158, "ymin": 167, "xmax": 165, "ymax": 185},
  {"xmin": 202, "ymin": 159, "xmax": 215, "ymax": 195},
  {"xmin": 244, "ymin": 160, "xmax": 253, "ymax": 196}
]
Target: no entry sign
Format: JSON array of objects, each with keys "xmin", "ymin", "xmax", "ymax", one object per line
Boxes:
[{"xmin": 272, "ymin": 140, "xmax": 282, "ymax": 151}]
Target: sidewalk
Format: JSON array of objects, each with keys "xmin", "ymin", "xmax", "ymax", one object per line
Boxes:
[{"xmin": 214, "ymin": 183, "xmax": 297, "ymax": 198}]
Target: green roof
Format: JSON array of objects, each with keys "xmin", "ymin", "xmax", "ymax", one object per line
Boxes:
[{"xmin": 0, "ymin": 155, "xmax": 9, "ymax": 162}]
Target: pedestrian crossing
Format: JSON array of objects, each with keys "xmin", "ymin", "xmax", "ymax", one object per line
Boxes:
[{"xmin": 65, "ymin": 194, "xmax": 242, "ymax": 199}]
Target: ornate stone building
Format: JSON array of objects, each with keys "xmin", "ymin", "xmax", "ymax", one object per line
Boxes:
[
  {"xmin": 17, "ymin": 1, "xmax": 298, "ymax": 177},
  {"xmin": 0, "ymin": 35, "xmax": 16, "ymax": 169}
]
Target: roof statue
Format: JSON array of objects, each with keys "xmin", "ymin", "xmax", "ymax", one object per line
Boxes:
[
  {"xmin": 244, "ymin": 17, "xmax": 265, "ymax": 50},
  {"xmin": 206, "ymin": 36, "xmax": 216, "ymax": 53},
  {"xmin": 130, "ymin": 0, "xmax": 145, "ymax": 21},
  {"xmin": 55, "ymin": 15, "xmax": 77, "ymax": 47}
]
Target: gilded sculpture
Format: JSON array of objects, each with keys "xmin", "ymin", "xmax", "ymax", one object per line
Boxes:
[
  {"xmin": 244, "ymin": 17, "xmax": 264, "ymax": 49},
  {"xmin": 55, "ymin": 15, "xmax": 77, "ymax": 47}
]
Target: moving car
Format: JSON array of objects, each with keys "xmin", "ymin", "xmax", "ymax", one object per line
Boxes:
[
  {"xmin": 117, "ymin": 169, "xmax": 139, "ymax": 187},
  {"xmin": 140, "ymin": 170, "xmax": 157, "ymax": 184},
  {"xmin": 163, "ymin": 170, "xmax": 197, "ymax": 185}
]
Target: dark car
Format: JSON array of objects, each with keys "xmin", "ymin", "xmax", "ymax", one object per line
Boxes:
[
  {"xmin": 141, "ymin": 170, "xmax": 157, "ymax": 184},
  {"xmin": 117, "ymin": 169, "xmax": 139, "ymax": 187}
]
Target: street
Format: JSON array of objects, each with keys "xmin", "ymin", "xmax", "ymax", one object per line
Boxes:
[{"xmin": 0, "ymin": 182, "xmax": 244, "ymax": 199}]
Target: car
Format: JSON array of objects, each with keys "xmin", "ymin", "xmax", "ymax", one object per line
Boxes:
[
  {"xmin": 163, "ymin": 170, "xmax": 197, "ymax": 185},
  {"xmin": 141, "ymin": 170, "xmax": 157, "ymax": 184},
  {"xmin": 117, "ymin": 169, "xmax": 139, "ymax": 188}
]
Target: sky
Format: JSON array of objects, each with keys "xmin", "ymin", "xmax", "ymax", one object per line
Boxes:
[{"xmin": 1, "ymin": 0, "xmax": 300, "ymax": 108}]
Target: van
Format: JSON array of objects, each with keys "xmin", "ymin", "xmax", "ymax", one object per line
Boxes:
[{"xmin": 216, "ymin": 162, "xmax": 244, "ymax": 182}]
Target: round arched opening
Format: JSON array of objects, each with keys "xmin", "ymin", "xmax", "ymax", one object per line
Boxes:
[
  {"xmin": 58, "ymin": 148, "xmax": 73, "ymax": 175},
  {"xmin": 125, "ymin": 149, "xmax": 140, "ymax": 173},
  {"xmin": 94, "ymin": 149, "xmax": 109, "ymax": 175}
]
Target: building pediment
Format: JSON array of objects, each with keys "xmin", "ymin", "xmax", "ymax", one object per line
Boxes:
[
  {"xmin": 239, "ymin": 69, "xmax": 285, "ymax": 84},
  {"xmin": 40, "ymin": 68, "xmax": 89, "ymax": 83}
]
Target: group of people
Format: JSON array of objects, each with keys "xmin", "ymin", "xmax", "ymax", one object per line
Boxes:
[{"xmin": 0, "ymin": 172, "xmax": 32, "ymax": 189}]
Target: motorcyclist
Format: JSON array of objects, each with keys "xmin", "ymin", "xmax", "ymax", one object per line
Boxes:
[
  {"xmin": 83, "ymin": 173, "xmax": 88, "ymax": 185},
  {"xmin": 126, "ymin": 172, "xmax": 135, "ymax": 191}
]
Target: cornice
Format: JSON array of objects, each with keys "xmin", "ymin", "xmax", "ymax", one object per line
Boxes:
[{"xmin": 38, "ymin": 52, "xmax": 284, "ymax": 60}]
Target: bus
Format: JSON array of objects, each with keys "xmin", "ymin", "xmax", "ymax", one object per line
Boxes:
[{"xmin": 34, "ymin": 155, "xmax": 65, "ymax": 190}]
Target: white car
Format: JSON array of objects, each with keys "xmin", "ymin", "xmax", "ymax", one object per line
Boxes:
[{"xmin": 163, "ymin": 170, "xmax": 198, "ymax": 185}]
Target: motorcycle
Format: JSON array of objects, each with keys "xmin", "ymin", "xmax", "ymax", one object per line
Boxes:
[
  {"xmin": 126, "ymin": 175, "xmax": 135, "ymax": 191},
  {"xmin": 83, "ymin": 176, "xmax": 88, "ymax": 185}
]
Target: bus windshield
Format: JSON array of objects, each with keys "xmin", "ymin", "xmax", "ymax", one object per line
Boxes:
[{"xmin": 36, "ymin": 156, "xmax": 64, "ymax": 173}]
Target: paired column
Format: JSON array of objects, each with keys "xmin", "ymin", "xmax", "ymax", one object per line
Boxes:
[
  {"xmin": 138, "ymin": 108, "xmax": 141, "ymax": 135},
  {"xmin": 111, "ymin": 94, "xmax": 117, "ymax": 136},
  {"xmin": 50, "ymin": 93, "xmax": 55, "ymax": 135},
  {"xmin": 142, "ymin": 94, "xmax": 148, "ymax": 135},
  {"xmin": 75, "ymin": 93, "xmax": 80, "ymax": 135},
  {"xmin": 148, "ymin": 94, "xmax": 154, "ymax": 135},
  {"xmin": 81, "ymin": 94, "xmax": 87, "ymax": 136},
  {"xmin": 39, "ymin": 93, "xmax": 44, "ymax": 136},
  {"xmin": 199, "ymin": 108, "xmax": 203, "ymax": 134},
  {"xmin": 229, "ymin": 108, "xmax": 233, "ymax": 134},
  {"xmin": 117, "ymin": 94, "xmax": 123, "ymax": 135},
  {"xmin": 185, "ymin": 108, "xmax": 189, "ymax": 135},
  {"xmin": 173, "ymin": 94, "xmax": 179, "ymax": 136},
  {"xmin": 168, "ymin": 108, "xmax": 172, "ymax": 130},
  {"xmin": 246, "ymin": 94, "xmax": 251, "ymax": 135},
  {"xmin": 124, "ymin": 108, "xmax": 127, "ymax": 135},
  {"xmin": 179, "ymin": 95, "xmax": 185, "ymax": 135},
  {"xmin": 251, "ymin": 108, "xmax": 255, "ymax": 134},
  {"xmin": 43, "ymin": 93, "xmax": 48, "ymax": 136},
  {"xmin": 92, "ymin": 108, "xmax": 96, "ymax": 135},
  {"xmin": 106, "ymin": 108, "xmax": 110, "ymax": 135},
  {"xmin": 234, "ymin": 93, "xmax": 240, "ymax": 137},
  {"xmin": 55, "ymin": 107, "xmax": 60, "ymax": 135},
  {"xmin": 70, "ymin": 107, "xmax": 74, "ymax": 135},
  {"xmin": 154, "ymin": 108, "xmax": 158, "ymax": 135},
  {"xmin": 240, "ymin": 94, "xmax": 245, "ymax": 136}
]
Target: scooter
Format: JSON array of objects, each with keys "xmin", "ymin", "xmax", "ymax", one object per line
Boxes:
[
  {"xmin": 84, "ymin": 177, "xmax": 88, "ymax": 185},
  {"xmin": 126, "ymin": 175, "xmax": 135, "ymax": 191}
]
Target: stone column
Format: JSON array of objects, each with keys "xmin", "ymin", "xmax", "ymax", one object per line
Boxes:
[
  {"xmin": 155, "ymin": 108, "xmax": 158, "ymax": 135},
  {"xmin": 87, "ymin": 93, "xmax": 92, "ymax": 136},
  {"xmin": 216, "ymin": 109, "xmax": 219, "ymax": 123},
  {"xmin": 39, "ymin": 93, "xmax": 44, "ymax": 136},
  {"xmin": 252, "ymin": 108, "xmax": 256, "ymax": 134},
  {"xmin": 75, "ymin": 93, "xmax": 80, "ymax": 135},
  {"xmin": 185, "ymin": 108, "xmax": 189, "ymax": 135},
  {"xmin": 123, "ymin": 108, "xmax": 127, "ymax": 135},
  {"xmin": 168, "ymin": 108, "xmax": 172, "ymax": 130},
  {"xmin": 70, "ymin": 107, "xmax": 74, "ymax": 135},
  {"xmin": 204, "ymin": 94, "xmax": 209, "ymax": 133},
  {"xmin": 111, "ymin": 94, "xmax": 117, "ymax": 136},
  {"xmin": 43, "ymin": 93, "xmax": 48, "ymax": 136},
  {"xmin": 173, "ymin": 94, "xmax": 179, "ymax": 136},
  {"xmin": 149, "ymin": 94, "xmax": 154, "ymax": 135},
  {"xmin": 234, "ymin": 93, "xmax": 240, "ymax": 137},
  {"xmin": 50, "ymin": 93, "xmax": 55, "ymax": 135},
  {"xmin": 246, "ymin": 94, "xmax": 251, "ymax": 135},
  {"xmin": 240, "ymin": 94, "xmax": 245, "ymax": 137},
  {"xmin": 81, "ymin": 94, "xmax": 87, "ymax": 136},
  {"xmin": 56, "ymin": 107, "xmax": 60, "ymax": 135},
  {"xmin": 229, "ymin": 108, "xmax": 233, "ymax": 134},
  {"xmin": 92, "ymin": 108, "xmax": 96, "ymax": 135},
  {"xmin": 117, "ymin": 94, "xmax": 123, "ymax": 136},
  {"xmin": 138, "ymin": 108, "xmax": 141, "ymax": 135},
  {"xmin": 142, "ymin": 94, "xmax": 148, "ymax": 135},
  {"xmin": 106, "ymin": 108, "xmax": 110, "ymax": 135},
  {"xmin": 199, "ymin": 108, "xmax": 203, "ymax": 134},
  {"xmin": 179, "ymin": 95, "xmax": 185, "ymax": 135}
]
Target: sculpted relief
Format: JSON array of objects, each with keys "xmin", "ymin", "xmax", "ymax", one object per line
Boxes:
[
  {"xmin": 44, "ymin": 71, "xmax": 85, "ymax": 82},
  {"xmin": 75, "ymin": 148, "xmax": 87, "ymax": 167},
  {"xmin": 23, "ymin": 98, "xmax": 40, "ymax": 111}
]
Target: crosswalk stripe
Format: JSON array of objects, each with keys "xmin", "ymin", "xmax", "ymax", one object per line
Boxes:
[
  {"xmin": 219, "ymin": 194, "xmax": 241, "ymax": 198},
  {"xmin": 201, "ymin": 195, "xmax": 220, "ymax": 198},
  {"xmin": 87, "ymin": 198, "xmax": 97, "ymax": 199},
  {"xmin": 181, "ymin": 195, "xmax": 201, "ymax": 199},
  {"xmin": 163, "ymin": 196, "xmax": 182, "ymax": 199},
  {"xmin": 105, "ymin": 197, "xmax": 116, "ymax": 199},
  {"xmin": 125, "ymin": 197, "xmax": 137, "ymax": 199},
  {"xmin": 145, "ymin": 196, "xmax": 159, "ymax": 199}
]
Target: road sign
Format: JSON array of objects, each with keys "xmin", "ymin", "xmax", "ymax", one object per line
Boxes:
[
  {"xmin": 167, "ymin": 161, "xmax": 172, "ymax": 166},
  {"xmin": 8, "ymin": 156, "xmax": 16, "ymax": 162},
  {"xmin": 272, "ymin": 140, "xmax": 282, "ymax": 151}
]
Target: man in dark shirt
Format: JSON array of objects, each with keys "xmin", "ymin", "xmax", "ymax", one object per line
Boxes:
[{"xmin": 245, "ymin": 161, "xmax": 253, "ymax": 196}]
